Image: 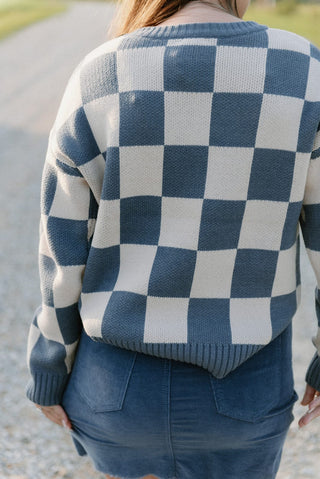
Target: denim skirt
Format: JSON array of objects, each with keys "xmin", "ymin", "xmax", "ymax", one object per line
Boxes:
[{"xmin": 61, "ymin": 323, "xmax": 299, "ymax": 479}]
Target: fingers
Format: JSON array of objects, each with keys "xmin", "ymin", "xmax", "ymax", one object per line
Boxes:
[
  {"xmin": 298, "ymin": 398, "xmax": 320, "ymax": 427},
  {"xmin": 300, "ymin": 383, "xmax": 316, "ymax": 405},
  {"xmin": 35, "ymin": 404, "xmax": 72, "ymax": 430},
  {"xmin": 299, "ymin": 384, "xmax": 320, "ymax": 428}
]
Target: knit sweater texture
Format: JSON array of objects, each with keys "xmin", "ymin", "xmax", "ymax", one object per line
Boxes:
[{"xmin": 26, "ymin": 20, "xmax": 320, "ymax": 406}]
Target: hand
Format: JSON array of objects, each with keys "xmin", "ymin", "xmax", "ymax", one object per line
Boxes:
[
  {"xmin": 35, "ymin": 404, "xmax": 73, "ymax": 430},
  {"xmin": 298, "ymin": 383, "xmax": 320, "ymax": 428}
]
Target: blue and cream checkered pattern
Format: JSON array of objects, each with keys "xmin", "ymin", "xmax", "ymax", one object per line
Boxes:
[{"xmin": 26, "ymin": 20, "xmax": 320, "ymax": 405}]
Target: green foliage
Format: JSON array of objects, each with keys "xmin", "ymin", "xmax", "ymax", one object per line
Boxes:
[
  {"xmin": 244, "ymin": 3, "xmax": 320, "ymax": 47},
  {"xmin": 275, "ymin": 0, "xmax": 298, "ymax": 15},
  {"xmin": 0, "ymin": 0, "xmax": 67, "ymax": 40}
]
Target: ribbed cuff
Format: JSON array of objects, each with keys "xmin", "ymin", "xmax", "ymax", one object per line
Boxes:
[
  {"xmin": 25, "ymin": 371, "xmax": 69, "ymax": 406},
  {"xmin": 305, "ymin": 352, "xmax": 320, "ymax": 391}
]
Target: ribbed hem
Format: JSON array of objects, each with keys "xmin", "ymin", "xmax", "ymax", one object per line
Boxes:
[
  {"xmin": 25, "ymin": 372, "xmax": 69, "ymax": 406},
  {"xmin": 305, "ymin": 352, "xmax": 320, "ymax": 391},
  {"xmin": 133, "ymin": 20, "xmax": 268, "ymax": 39},
  {"xmin": 94, "ymin": 338, "xmax": 263, "ymax": 378}
]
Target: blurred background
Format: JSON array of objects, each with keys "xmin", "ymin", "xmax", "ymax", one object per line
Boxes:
[
  {"xmin": 1, "ymin": 0, "xmax": 320, "ymax": 478},
  {"xmin": 1, "ymin": 0, "xmax": 320, "ymax": 45}
]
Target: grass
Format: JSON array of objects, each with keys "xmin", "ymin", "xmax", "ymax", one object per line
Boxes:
[
  {"xmin": 0, "ymin": 0, "xmax": 67, "ymax": 40},
  {"xmin": 244, "ymin": 2, "xmax": 320, "ymax": 47}
]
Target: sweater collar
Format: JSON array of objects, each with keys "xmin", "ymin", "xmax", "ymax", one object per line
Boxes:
[{"xmin": 133, "ymin": 20, "xmax": 268, "ymax": 38}]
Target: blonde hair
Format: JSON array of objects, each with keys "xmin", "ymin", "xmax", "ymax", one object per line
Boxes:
[{"xmin": 107, "ymin": 0, "xmax": 240, "ymax": 39}]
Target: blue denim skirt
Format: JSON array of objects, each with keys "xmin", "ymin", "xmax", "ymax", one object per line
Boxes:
[{"xmin": 61, "ymin": 323, "xmax": 299, "ymax": 479}]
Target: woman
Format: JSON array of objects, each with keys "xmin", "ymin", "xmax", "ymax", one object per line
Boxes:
[{"xmin": 26, "ymin": 0, "xmax": 320, "ymax": 477}]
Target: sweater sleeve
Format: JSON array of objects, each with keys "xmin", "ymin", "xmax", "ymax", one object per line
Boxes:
[
  {"xmin": 26, "ymin": 61, "xmax": 98, "ymax": 406},
  {"xmin": 299, "ymin": 122, "xmax": 320, "ymax": 391}
]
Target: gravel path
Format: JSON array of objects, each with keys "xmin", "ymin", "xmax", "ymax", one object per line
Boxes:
[{"xmin": 0, "ymin": 2, "xmax": 319, "ymax": 477}]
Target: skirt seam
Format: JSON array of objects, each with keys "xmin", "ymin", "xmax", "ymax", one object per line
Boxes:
[{"xmin": 165, "ymin": 359, "xmax": 178, "ymax": 479}]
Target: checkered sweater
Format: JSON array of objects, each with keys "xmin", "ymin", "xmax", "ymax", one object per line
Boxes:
[{"xmin": 26, "ymin": 20, "xmax": 320, "ymax": 405}]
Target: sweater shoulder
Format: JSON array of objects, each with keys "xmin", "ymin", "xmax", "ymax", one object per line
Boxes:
[
  {"xmin": 79, "ymin": 30, "xmax": 158, "ymax": 71},
  {"xmin": 266, "ymin": 26, "xmax": 320, "ymax": 60},
  {"xmin": 82, "ymin": 35, "xmax": 125, "ymax": 64},
  {"xmin": 75, "ymin": 32, "xmax": 155, "ymax": 96}
]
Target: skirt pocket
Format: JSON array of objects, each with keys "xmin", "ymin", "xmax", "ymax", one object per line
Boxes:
[
  {"xmin": 67, "ymin": 330, "xmax": 137, "ymax": 413},
  {"xmin": 209, "ymin": 324, "xmax": 299, "ymax": 423}
]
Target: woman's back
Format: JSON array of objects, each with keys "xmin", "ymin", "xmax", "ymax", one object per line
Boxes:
[
  {"xmin": 34, "ymin": 19, "xmax": 320, "ymax": 383},
  {"xmin": 26, "ymin": 1, "xmax": 320, "ymax": 476}
]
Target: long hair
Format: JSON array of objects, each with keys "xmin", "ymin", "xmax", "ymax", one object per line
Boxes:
[{"xmin": 107, "ymin": 0, "xmax": 240, "ymax": 39}]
